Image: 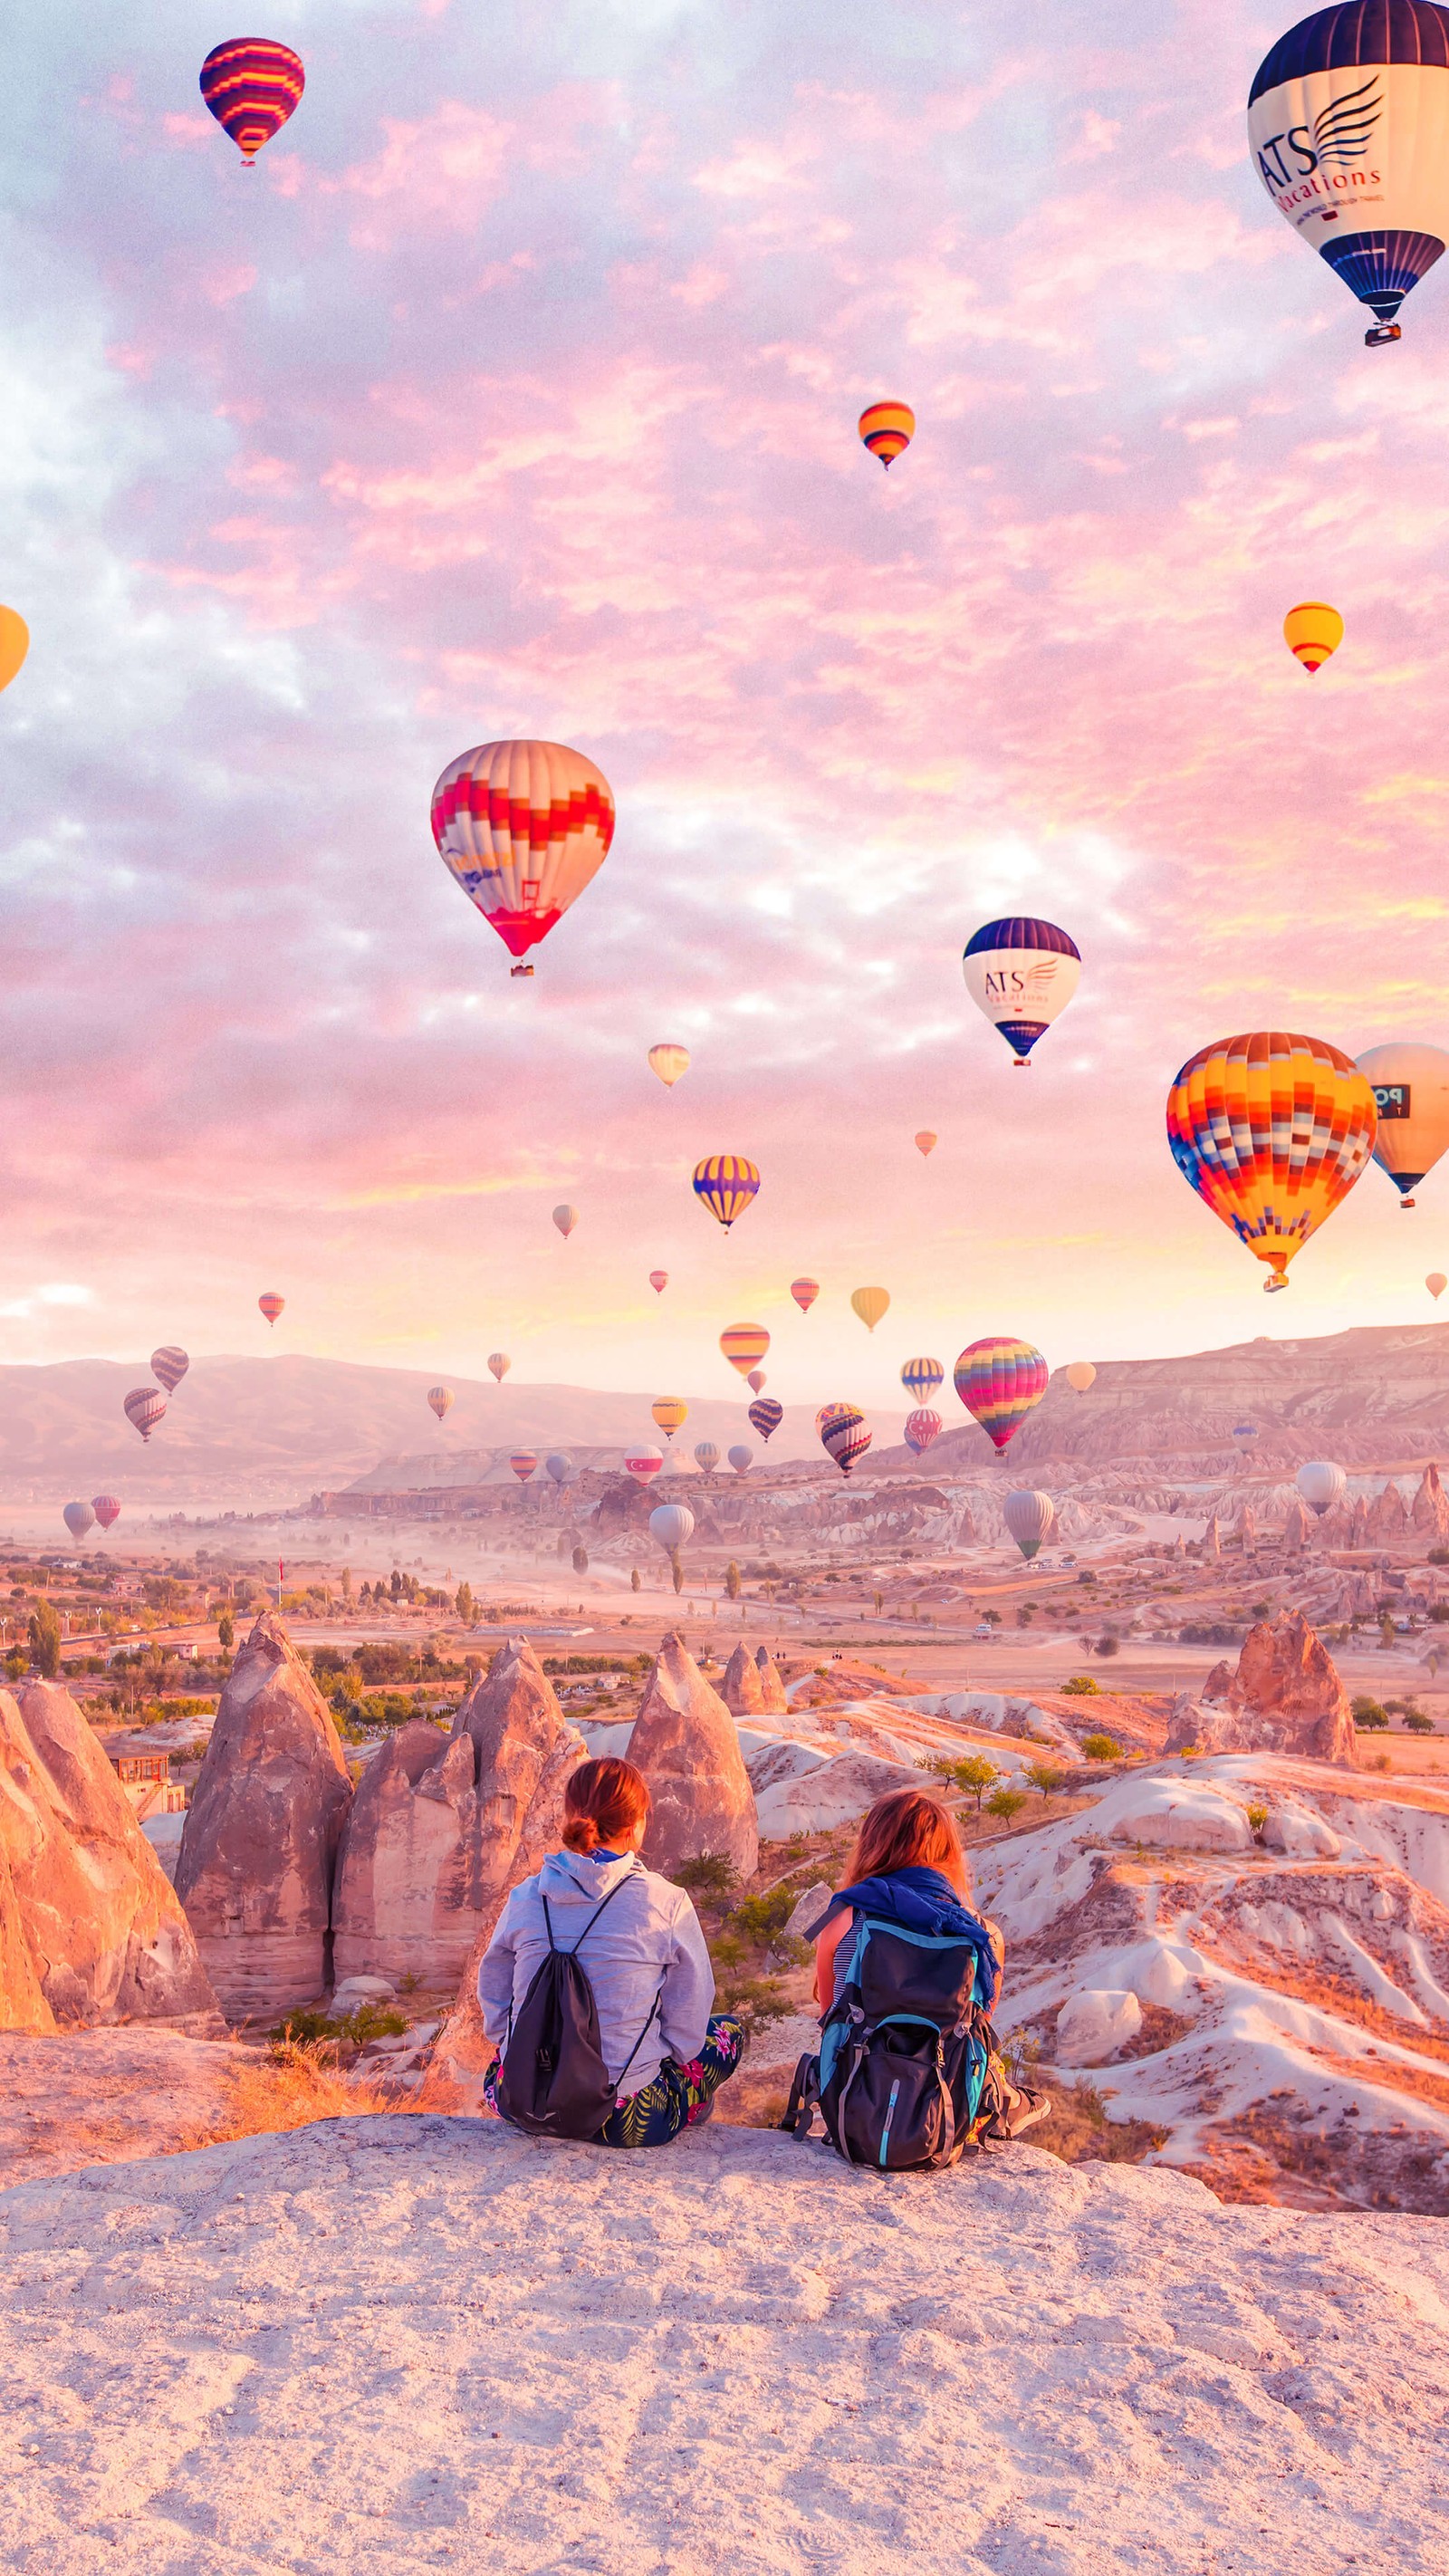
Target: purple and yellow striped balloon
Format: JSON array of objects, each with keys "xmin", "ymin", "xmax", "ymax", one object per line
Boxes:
[
  {"xmin": 954, "ymin": 1337, "xmax": 1048, "ymax": 1453},
  {"xmin": 692, "ymin": 1154, "xmax": 760, "ymax": 1231},
  {"xmin": 199, "ymin": 39, "xmax": 305, "ymax": 166}
]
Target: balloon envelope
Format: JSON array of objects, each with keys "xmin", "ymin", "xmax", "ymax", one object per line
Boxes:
[
  {"xmin": 488, "ymin": 1352, "xmax": 511, "ymax": 1382},
  {"xmin": 1297, "ymin": 1460, "xmax": 1346, "ymax": 1517},
  {"xmin": 746, "ymin": 1368, "xmax": 766, "ymax": 1393},
  {"xmin": 820, "ymin": 1407, "xmax": 871, "ymax": 1475},
  {"xmin": 648, "ymin": 1043, "xmax": 690, "ymax": 1089},
  {"xmin": 652, "ymin": 1397, "xmax": 688, "ymax": 1442},
  {"xmin": 91, "ymin": 1495, "xmax": 120, "ymax": 1531},
  {"xmin": 431, "ymin": 740, "xmax": 614, "ymax": 965},
  {"xmin": 150, "ymin": 1346, "xmax": 188, "ymax": 1394},
  {"xmin": 1430, "ymin": 1274, "xmax": 1448, "ymax": 1301},
  {"xmin": 258, "ymin": 1293, "xmax": 284, "ymax": 1327},
  {"xmin": 0, "ymin": 606, "xmax": 29, "ymax": 693},
  {"xmin": 900, "ymin": 1356, "xmax": 945, "ymax": 1403},
  {"xmin": 955, "ymin": 1338, "xmax": 1049, "ymax": 1450},
  {"xmin": 509, "ymin": 1451, "xmax": 537, "ymax": 1484},
  {"xmin": 694, "ymin": 1442, "xmax": 720, "ymax": 1473},
  {"xmin": 625, "ymin": 1447, "xmax": 664, "ymax": 1483},
  {"xmin": 124, "ymin": 1386, "xmax": 167, "ymax": 1443},
  {"xmin": 727, "ymin": 1445, "xmax": 753, "ymax": 1476},
  {"xmin": 1283, "ymin": 601, "xmax": 1343, "ymax": 672},
  {"xmin": 850, "ymin": 1286, "xmax": 890, "ymax": 1333},
  {"xmin": 1233, "ymin": 1423, "xmax": 1258, "ymax": 1447},
  {"xmin": 1065, "ymin": 1361, "xmax": 1096, "ymax": 1394},
  {"xmin": 720, "ymin": 1322, "xmax": 770, "ymax": 1377},
  {"xmin": 427, "ymin": 1386, "xmax": 453, "ymax": 1422},
  {"xmin": 649, "ymin": 1504, "xmax": 696, "ymax": 1555},
  {"xmin": 552, "ymin": 1204, "xmax": 578, "ymax": 1238},
  {"xmin": 964, "ymin": 918, "xmax": 1080, "ymax": 1064},
  {"xmin": 748, "ymin": 1397, "xmax": 782, "ymax": 1442},
  {"xmin": 1003, "ymin": 1489, "xmax": 1055, "ymax": 1562},
  {"xmin": 904, "ymin": 1407, "xmax": 943, "ymax": 1456},
  {"xmin": 649, "ymin": 1271, "xmax": 668, "ymax": 1295},
  {"xmin": 62, "ymin": 1500, "xmax": 95, "ymax": 1540},
  {"xmin": 1166, "ymin": 1032, "xmax": 1377, "ymax": 1288},
  {"xmin": 915, "ymin": 1130, "xmax": 937, "ymax": 1157},
  {"xmin": 692, "ymin": 1156, "xmax": 760, "ymax": 1230},
  {"xmin": 858, "ymin": 399, "xmax": 915, "ymax": 466},
  {"xmin": 199, "ymin": 36, "xmax": 304, "ymax": 163},
  {"xmin": 791, "ymin": 1278, "xmax": 820, "ymax": 1312},
  {"xmin": 1356, "ymin": 1042, "xmax": 1449, "ymax": 1207},
  {"xmin": 546, "ymin": 1452, "xmax": 575, "ymax": 1485}
]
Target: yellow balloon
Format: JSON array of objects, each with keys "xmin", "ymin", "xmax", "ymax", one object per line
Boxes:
[
  {"xmin": 648, "ymin": 1043, "xmax": 690, "ymax": 1089},
  {"xmin": 1282, "ymin": 601, "xmax": 1343, "ymax": 674},
  {"xmin": 652, "ymin": 1397, "xmax": 687, "ymax": 1442},
  {"xmin": 0, "ymin": 607, "xmax": 29, "ymax": 694},
  {"xmin": 850, "ymin": 1285, "xmax": 890, "ymax": 1332},
  {"xmin": 1065, "ymin": 1361, "xmax": 1096, "ymax": 1393}
]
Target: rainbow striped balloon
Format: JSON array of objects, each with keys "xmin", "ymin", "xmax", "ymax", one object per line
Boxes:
[
  {"xmin": 720, "ymin": 1322, "xmax": 770, "ymax": 1377},
  {"xmin": 858, "ymin": 400, "xmax": 915, "ymax": 469},
  {"xmin": 954, "ymin": 1337, "xmax": 1048, "ymax": 1452},
  {"xmin": 199, "ymin": 39, "xmax": 305, "ymax": 165},
  {"xmin": 693, "ymin": 1155, "xmax": 760, "ymax": 1231},
  {"xmin": 509, "ymin": 1451, "xmax": 537, "ymax": 1485}
]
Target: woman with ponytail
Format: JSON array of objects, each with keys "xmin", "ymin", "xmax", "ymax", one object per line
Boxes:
[{"xmin": 478, "ymin": 1755, "xmax": 745, "ymax": 2147}]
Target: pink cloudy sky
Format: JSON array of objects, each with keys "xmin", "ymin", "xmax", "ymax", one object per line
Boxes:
[{"xmin": 4, "ymin": 0, "xmax": 1449, "ymax": 1424}]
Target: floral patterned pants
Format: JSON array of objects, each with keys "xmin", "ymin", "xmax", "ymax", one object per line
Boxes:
[{"xmin": 484, "ymin": 2014, "xmax": 745, "ymax": 2148}]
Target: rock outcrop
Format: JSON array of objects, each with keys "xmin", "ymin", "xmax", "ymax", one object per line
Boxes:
[
  {"xmin": 629, "ymin": 1632, "xmax": 758, "ymax": 1879},
  {"xmin": 176, "ymin": 1612, "xmax": 353, "ymax": 2020},
  {"xmin": 719, "ymin": 1642, "xmax": 765, "ymax": 1717},
  {"xmin": 1165, "ymin": 1610, "xmax": 1357, "ymax": 1764},
  {"xmin": 0, "ymin": 1683, "xmax": 219, "ymax": 2033},
  {"xmin": 1369, "ymin": 1480, "xmax": 1410, "ymax": 1543},
  {"xmin": 334, "ymin": 1640, "xmax": 583, "ymax": 1989},
  {"xmin": 753, "ymin": 1647, "xmax": 791, "ymax": 1714},
  {"xmin": 1413, "ymin": 1463, "xmax": 1449, "ymax": 1543},
  {"xmin": 1283, "ymin": 1498, "xmax": 1312, "ymax": 1550}
]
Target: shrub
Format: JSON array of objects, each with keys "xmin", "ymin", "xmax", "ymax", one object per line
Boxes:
[
  {"xmin": 674, "ymin": 1852, "xmax": 739, "ymax": 1895},
  {"xmin": 730, "ymin": 1888, "xmax": 797, "ymax": 1943},
  {"xmin": 1095, "ymin": 1633, "xmax": 1120, "ymax": 1658},
  {"xmin": 1245, "ymin": 1801, "xmax": 1269, "ymax": 1838},
  {"xmin": 984, "ymin": 1787, "xmax": 1027, "ymax": 1827},
  {"xmin": 1080, "ymin": 1732, "xmax": 1125, "ymax": 1763},
  {"xmin": 1060, "ymin": 1675, "xmax": 1099, "ymax": 1696},
  {"xmin": 1404, "ymin": 1709, "xmax": 1436, "ymax": 1735},
  {"xmin": 1352, "ymin": 1696, "xmax": 1389, "ymax": 1731},
  {"xmin": 1025, "ymin": 1761, "xmax": 1063, "ymax": 1798},
  {"xmin": 931, "ymin": 1753, "xmax": 998, "ymax": 1811}
]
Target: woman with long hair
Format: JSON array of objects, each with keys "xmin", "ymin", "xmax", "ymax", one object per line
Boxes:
[
  {"xmin": 478, "ymin": 1754, "xmax": 744, "ymax": 2147},
  {"xmin": 811, "ymin": 1785, "xmax": 1005, "ymax": 2014}
]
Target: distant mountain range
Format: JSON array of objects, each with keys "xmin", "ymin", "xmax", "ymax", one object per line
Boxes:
[{"xmin": 1, "ymin": 1322, "xmax": 1447, "ymax": 1509}]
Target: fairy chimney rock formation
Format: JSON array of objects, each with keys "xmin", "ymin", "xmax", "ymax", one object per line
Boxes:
[
  {"xmin": 1166, "ymin": 1610, "xmax": 1357, "ymax": 1765},
  {"xmin": 1202, "ymin": 1513, "xmax": 1221, "ymax": 1559},
  {"xmin": 753, "ymin": 1646, "xmax": 791, "ymax": 1714},
  {"xmin": 630, "ymin": 1632, "xmax": 758, "ymax": 1880},
  {"xmin": 1369, "ymin": 1480, "xmax": 1410, "ymax": 1543},
  {"xmin": 0, "ymin": 1682, "xmax": 219, "ymax": 2033},
  {"xmin": 1234, "ymin": 1504, "xmax": 1257, "ymax": 1552},
  {"xmin": 720, "ymin": 1642, "xmax": 765, "ymax": 1718},
  {"xmin": 176, "ymin": 1610, "xmax": 353, "ymax": 2019},
  {"xmin": 1283, "ymin": 1497, "xmax": 1312, "ymax": 1550},
  {"xmin": 1349, "ymin": 1495, "xmax": 1371, "ymax": 1547},
  {"xmin": 1412, "ymin": 1463, "xmax": 1449, "ymax": 1543},
  {"xmin": 419, "ymin": 1637, "xmax": 586, "ymax": 2100}
]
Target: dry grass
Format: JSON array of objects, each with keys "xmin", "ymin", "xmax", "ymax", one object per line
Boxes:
[
  {"xmin": 1196, "ymin": 1937, "xmax": 1449, "ymax": 2066},
  {"xmin": 182, "ymin": 2040, "xmax": 397, "ymax": 2149},
  {"xmin": 1026, "ymin": 2078, "xmax": 1166, "ymax": 2167}
]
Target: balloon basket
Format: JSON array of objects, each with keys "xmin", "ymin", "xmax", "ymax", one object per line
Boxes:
[
  {"xmin": 510, "ymin": 963, "xmax": 534, "ymax": 977},
  {"xmin": 1403, "ymin": 1197, "xmax": 1416, "ymax": 1209},
  {"xmin": 1364, "ymin": 323, "xmax": 1401, "ymax": 348},
  {"xmin": 1012, "ymin": 1057, "xmax": 1030, "ymax": 1068}
]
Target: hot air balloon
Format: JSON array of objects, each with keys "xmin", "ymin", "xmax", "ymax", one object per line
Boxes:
[
  {"xmin": 850, "ymin": 1286, "xmax": 890, "ymax": 1333},
  {"xmin": 954, "ymin": 1338, "xmax": 1049, "ymax": 1452},
  {"xmin": 510, "ymin": 1451, "xmax": 537, "ymax": 1485},
  {"xmin": 791, "ymin": 1278, "xmax": 820, "ymax": 1312},
  {"xmin": 1297, "ymin": 1459, "xmax": 1347, "ymax": 1517},
  {"xmin": 746, "ymin": 1368, "xmax": 767, "ymax": 1394},
  {"xmin": 199, "ymin": 36, "xmax": 304, "ymax": 164},
  {"xmin": 258, "ymin": 1293, "xmax": 284, "ymax": 1328},
  {"xmin": 904, "ymin": 1408, "xmax": 943, "ymax": 1456},
  {"xmin": 1249, "ymin": 4, "xmax": 1449, "ymax": 347},
  {"xmin": 900, "ymin": 1356, "xmax": 945, "ymax": 1403},
  {"xmin": 552, "ymin": 1204, "xmax": 578, "ymax": 1239},
  {"xmin": 1166, "ymin": 1032, "xmax": 1377, "ymax": 1290},
  {"xmin": 1003, "ymin": 1489, "xmax": 1055, "ymax": 1562},
  {"xmin": 427, "ymin": 1387, "xmax": 454, "ymax": 1423},
  {"xmin": 1065, "ymin": 1361, "xmax": 1097, "ymax": 1394},
  {"xmin": 964, "ymin": 918, "xmax": 1080, "ymax": 1065},
  {"xmin": 1283, "ymin": 601, "xmax": 1344, "ymax": 671},
  {"xmin": 62, "ymin": 1500, "xmax": 95, "ymax": 1541},
  {"xmin": 858, "ymin": 400, "xmax": 915, "ymax": 467},
  {"xmin": 648, "ymin": 1043, "xmax": 690, "ymax": 1089},
  {"xmin": 91, "ymin": 1495, "xmax": 120, "ymax": 1532},
  {"xmin": 1233, "ymin": 1422, "xmax": 1258, "ymax": 1449},
  {"xmin": 915, "ymin": 1131, "xmax": 937, "ymax": 1158},
  {"xmin": 694, "ymin": 1441, "xmax": 720, "ymax": 1475},
  {"xmin": 649, "ymin": 1271, "xmax": 668, "ymax": 1295},
  {"xmin": 625, "ymin": 1447, "xmax": 664, "ymax": 1484},
  {"xmin": 720, "ymin": 1322, "xmax": 770, "ymax": 1378},
  {"xmin": 1356, "ymin": 1042, "xmax": 1449, "ymax": 1208},
  {"xmin": 652, "ymin": 1397, "xmax": 688, "ymax": 1445},
  {"xmin": 431, "ymin": 740, "xmax": 614, "ymax": 975},
  {"xmin": 488, "ymin": 1352, "xmax": 511, "ymax": 1382},
  {"xmin": 727, "ymin": 1445, "xmax": 753, "ymax": 1477},
  {"xmin": 649, "ymin": 1504, "xmax": 696, "ymax": 1561},
  {"xmin": 0, "ymin": 607, "xmax": 29, "ymax": 693},
  {"xmin": 692, "ymin": 1157, "xmax": 760, "ymax": 1231},
  {"xmin": 546, "ymin": 1453, "xmax": 575, "ymax": 1485},
  {"xmin": 820, "ymin": 1407, "xmax": 872, "ymax": 1475},
  {"xmin": 150, "ymin": 1346, "xmax": 189, "ymax": 1395},
  {"xmin": 748, "ymin": 1397, "xmax": 782, "ymax": 1442},
  {"xmin": 124, "ymin": 1386, "xmax": 167, "ymax": 1443},
  {"xmin": 1430, "ymin": 1273, "xmax": 1447, "ymax": 1301}
]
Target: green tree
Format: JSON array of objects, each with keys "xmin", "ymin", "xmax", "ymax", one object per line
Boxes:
[
  {"xmin": 724, "ymin": 1562, "xmax": 742, "ymax": 1601},
  {"xmin": 984, "ymin": 1787, "xmax": 1027, "ymax": 1827},
  {"xmin": 1060, "ymin": 1675, "xmax": 1100, "ymax": 1696},
  {"xmin": 1025, "ymin": 1760, "xmax": 1062, "ymax": 1799},
  {"xmin": 1080, "ymin": 1731, "xmax": 1125, "ymax": 1763},
  {"xmin": 217, "ymin": 1611, "xmax": 235, "ymax": 1650},
  {"xmin": 1352, "ymin": 1695, "xmax": 1389, "ymax": 1730},
  {"xmin": 982, "ymin": 1608, "xmax": 1001, "ymax": 1628},
  {"xmin": 455, "ymin": 1581, "xmax": 475, "ymax": 1624},
  {"xmin": 1405, "ymin": 1709, "xmax": 1435, "ymax": 1735},
  {"xmin": 28, "ymin": 1599, "xmax": 62, "ymax": 1679},
  {"xmin": 934, "ymin": 1754, "xmax": 998, "ymax": 1812}
]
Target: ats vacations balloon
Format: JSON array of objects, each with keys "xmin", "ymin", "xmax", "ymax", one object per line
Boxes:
[
  {"xmin": 431, "ymin": 739, "xmax": 613, "ymax": 976},
  {"xmin": 963, "ymin": 918, "xmax": 1080, "ymax": 1065}
]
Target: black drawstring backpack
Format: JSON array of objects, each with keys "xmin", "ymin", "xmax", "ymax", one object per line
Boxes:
[{"xmin": 494, "ymin": 1876, "xmax": 663, "ymax": 2140}]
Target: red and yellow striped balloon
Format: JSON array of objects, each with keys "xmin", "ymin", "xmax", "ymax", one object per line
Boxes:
[
  {"xmin": 954, "ymin": 1338, "xmax": 1048, "ymax": 1451},
  {"xmin": 719, "ymin": 1322, "xmax": 770, "ymax": 1378},
  {"xmin": 858, "ymin": 401, "xmax": 915, "ymax": 469},
  {"xmin": 199, "ymin": 39, "xmax": 305, "ymax": 165},
  {"xmin": 1166, "ymin": 1031, "xmax": 1377, "ymax": 1291}
]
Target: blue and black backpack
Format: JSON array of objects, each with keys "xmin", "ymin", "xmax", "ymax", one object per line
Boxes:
[{"xmin": 782, "ymin": 1908, "xmax": 1034, "ymax": 2170}]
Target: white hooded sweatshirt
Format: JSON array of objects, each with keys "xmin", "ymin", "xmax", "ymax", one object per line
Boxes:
[{"xmin": 477, "ymin": 1847, "xmax": 716, "ymax": 2102}]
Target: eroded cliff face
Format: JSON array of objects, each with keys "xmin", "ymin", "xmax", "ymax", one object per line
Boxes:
[
  {"xmin": 630, "ymin": 1631, "xmax": 758, "ymax": 1881},
  {"xmin": 1168, "ymin": 1611, "xmax": 1357, "ymax": 1765}
]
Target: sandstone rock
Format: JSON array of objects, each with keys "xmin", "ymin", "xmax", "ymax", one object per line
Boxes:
[
  {"xmin": 1106, "ymin": 1778, "xmax": 1253, "ymax": 1854},
  {"xmin": 1, "ymin": 1683, "xmax": 218, "ymax": 2033},
  {"xmin": 1369, "ymin": 1480, "xmax": 1410, "ymax": 1543},
  {"xmin": 1235, "ymin": 1505, "xmax": 1257, "ymax": 1551},
  {"xmin": 1201, "ymin": 1662, "xmax": 1234, "ymax": 1706},
  {"xmin": 753, "ymin": 1752, "xmax": 919, "ymax": 1842},
  {"xmin": 1055, "ymin": 1987, "xmax": 1142, "ymax": 2066},
  {"xmin": 1202, "ymin": 1514, "xmax": 1221, "ymax": 1559},
  {"xmin": 783, "ymin": 1880, "xmax": 834, "ymax": 1943},
  {"xmin": 1263, "ymin": 1802, "xmax": 1342, "ymax": 1859},
  {"xmin": 0, "ymin": 1841, "xmax": 50, "ymax": 2033},
  {"xmin": 1349, "ymin": 1495, "xmax": 1370, "ymax": 1547},
  {"xmin": 1164, "ymin": 1611, "xmax": 1357, "ymax": 1765},
  {"xmin": 719, "ymin": 1642, "xmax": 765, "ymax": 1717},
  {"xmin": 331, "ymin": 1719, "xmax": 480, "ymax": 1987},
  {"xmin": 753, "ymin": 1648, "xmax": 791, "ymax": 1715},
  {"xmin": 744, "ymin": 1739, "xmax": 828, "ymax": 1795},
  {"xmin": 176, "ymin": 1611, "xmax": 353, "ymax": 2020},
  {"xmin": 1413, "ymin": 1463, "xmax": 1449, "ymax": 1543},
  {"xmin": 630, "ymin": 1632, "xmax": 758, "ymax": 1880},
  {"xmin": 1283, "ymin": 1498, "xmax": 1313, "ymax": 1550}
]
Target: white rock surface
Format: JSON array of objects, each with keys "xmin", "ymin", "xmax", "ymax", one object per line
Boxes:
[
  {"xmin": 1055, "ymin": 1986, "xmax": 1143, "ymax": 2066},
  {"xmin": 1, "ymin": 2117, "xmax": 1446, "ymax": 2572},
  {"xmin": 1103, "ymin": 1775, "xmax": 1253, "ymax": 1853},
  {"xmin": 754, "ymin": 1751, "xmax": 920, "ymax": 1840}
]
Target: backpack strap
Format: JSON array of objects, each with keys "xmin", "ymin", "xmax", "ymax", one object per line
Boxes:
[
  {"xmin": 552, "ymin": 1869, "xmax": 662, "ymax": 2102},
  {"xmin": 782, "ymin": 2051, "xmax": 821, "ymax": 2138},
  {"xmin": 611, "ymin": 1986, "xmax": 665, "ymax": 2094}
]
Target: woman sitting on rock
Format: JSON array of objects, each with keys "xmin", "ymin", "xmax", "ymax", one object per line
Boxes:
[
  {"xmin": 479, "ymin": 1754, "xmax": 744, "ymax": 2148},
  {"xmin": 811, "ymin": 1785, "xmax": 1006, "ymax": 2015}
]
